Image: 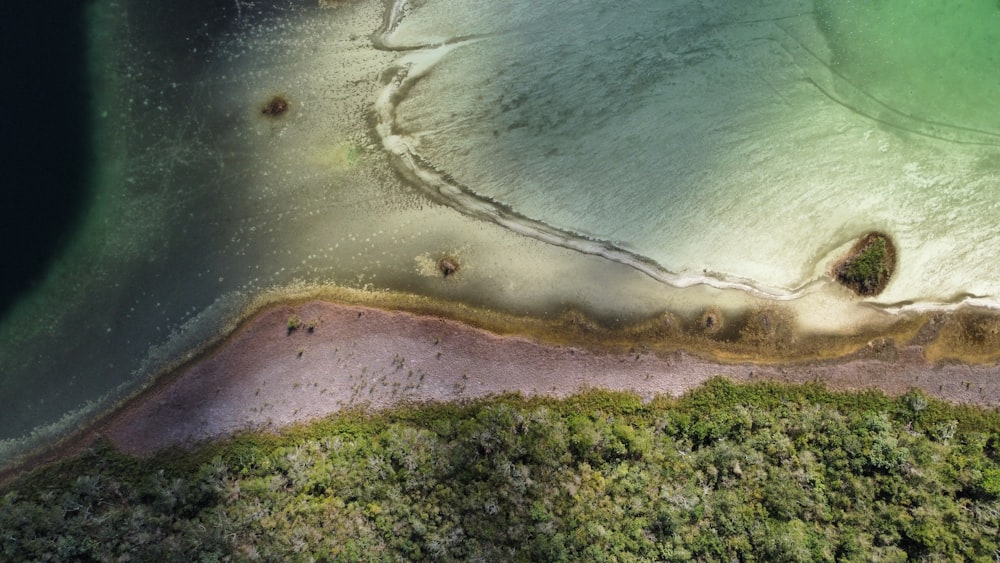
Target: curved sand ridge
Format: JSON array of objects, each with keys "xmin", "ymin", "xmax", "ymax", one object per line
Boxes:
[
  {"xmin": 372, "ymin": 14, "xmax": 813, "ymax": 302},
  {"xmin": 86, "ymin": 300, "xmax": 1000, "ymax": 457}
]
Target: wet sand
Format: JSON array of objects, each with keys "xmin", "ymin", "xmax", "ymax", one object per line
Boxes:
[{"xmin": 90, "ymin": 300, "xmax": 1000, "ymax": 457}]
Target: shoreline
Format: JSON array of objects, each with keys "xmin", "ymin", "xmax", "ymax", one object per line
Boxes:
[{"xmin": 3, "ymin": 292, "xmax": 1000, "ymax": 484}]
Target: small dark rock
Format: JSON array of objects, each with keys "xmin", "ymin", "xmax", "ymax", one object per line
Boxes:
[{"xmin": 438, "ymin": 257, "xmax": 459, "ymax": 277}]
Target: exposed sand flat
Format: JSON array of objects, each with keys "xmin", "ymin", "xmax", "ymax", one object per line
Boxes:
[{"xmin": 91, "ymin": 301, "xmax": 1000, "ymax": 457}]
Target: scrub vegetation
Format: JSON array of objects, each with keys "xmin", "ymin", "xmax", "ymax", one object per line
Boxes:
[
  {"xmin": 3, "ymin": 379, "xmax": 999, "ymax": 561},
  {"xmin": 834, "ymin": 232, "xmax": 897, "ymax": 296}
]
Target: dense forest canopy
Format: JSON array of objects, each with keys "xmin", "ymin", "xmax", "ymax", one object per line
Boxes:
[{"xmin": 3, "ymin": 379, "xmax": 999, "ymax": 561}]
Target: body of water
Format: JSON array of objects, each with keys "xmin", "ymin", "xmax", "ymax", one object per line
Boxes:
[
  {"xmin": 2, "ymin": 0, "xmax": 998, "ymax": 465},
  {"xmin": 378, "ymin": 0, "xmax": 1000, "ymax": 304}
]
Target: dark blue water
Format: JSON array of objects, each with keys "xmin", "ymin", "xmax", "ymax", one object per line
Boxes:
[{"xmin": 0, "ymin": 2, "xmax": 92, "ymax": 320}]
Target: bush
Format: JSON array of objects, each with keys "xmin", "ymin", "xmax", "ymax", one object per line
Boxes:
[
  {"xmin": 2, "ymin": 380, "xmax": 998, "ymax": 561},
  {"xmin": 834, "ymin": 232, "xmax": 897, "ymax": 296}
]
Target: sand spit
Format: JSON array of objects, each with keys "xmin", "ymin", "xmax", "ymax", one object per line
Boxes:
[{"xmin": 77, "ymin": 300, "xmax": 998, "ymax": 458}]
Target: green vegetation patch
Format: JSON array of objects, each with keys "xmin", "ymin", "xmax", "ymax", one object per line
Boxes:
[
  {"xmin": 833, "ymin": 232, "xmax": 897, "ymax": 296},
  {"xmin": 3, "ymin": 379, "xmax": 999, "ymax": 561}
]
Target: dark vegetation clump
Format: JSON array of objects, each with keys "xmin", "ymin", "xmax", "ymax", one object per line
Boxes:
[
  {"xmin": 698, "ymin": 308, "xmax": 723, "ymax": 335},
  {"xmin": 834, "ymin": 232, "xmax": 897, "ymax": 296},
  {"xmin": 3, "ymin": 379, "xmax": 999, "ymax": 561},
  {"xmin": 261, "ymin": 95, "xmax": 289, "ymax": 118},
  {"xmin": 437, "ymin": 256, "xmax": 459, "ymax": 278}
]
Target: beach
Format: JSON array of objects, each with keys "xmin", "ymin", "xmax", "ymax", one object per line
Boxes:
[{"xmin": 85, "ymin": 300, "xmax": 1000, "ymax": 458}]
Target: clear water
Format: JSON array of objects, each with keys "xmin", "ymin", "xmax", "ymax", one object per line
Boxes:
[
  {"xmin": 1, "ymin": 0, "xmax": 999, "ymax": 464},
  {"xmin": 379, "ymin": 0, "xmax": 1000, "ymax": 302}
]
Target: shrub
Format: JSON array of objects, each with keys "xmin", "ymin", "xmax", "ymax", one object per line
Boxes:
[{"xmin": 834, "ymin": 232, "xmax": 897, "ymax": 296}]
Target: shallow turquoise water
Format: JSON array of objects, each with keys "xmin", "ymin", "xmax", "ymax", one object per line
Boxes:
[
  {"xmin": 1, "ymin": 0, "xmax": 999, "ymax": 464},
  {"xmin": 380, "ymin": 0, "xmax": 1000, "ymax": 301}
]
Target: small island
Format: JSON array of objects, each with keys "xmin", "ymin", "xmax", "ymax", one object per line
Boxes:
[{"xmin": 833, "ymin": 232, "xmax": 897, "ymax": 296}]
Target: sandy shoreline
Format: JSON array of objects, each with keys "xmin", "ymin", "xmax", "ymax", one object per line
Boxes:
[{"xmin": 66, "ymin": 300, "xmax": 995, "ymax": 458}]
